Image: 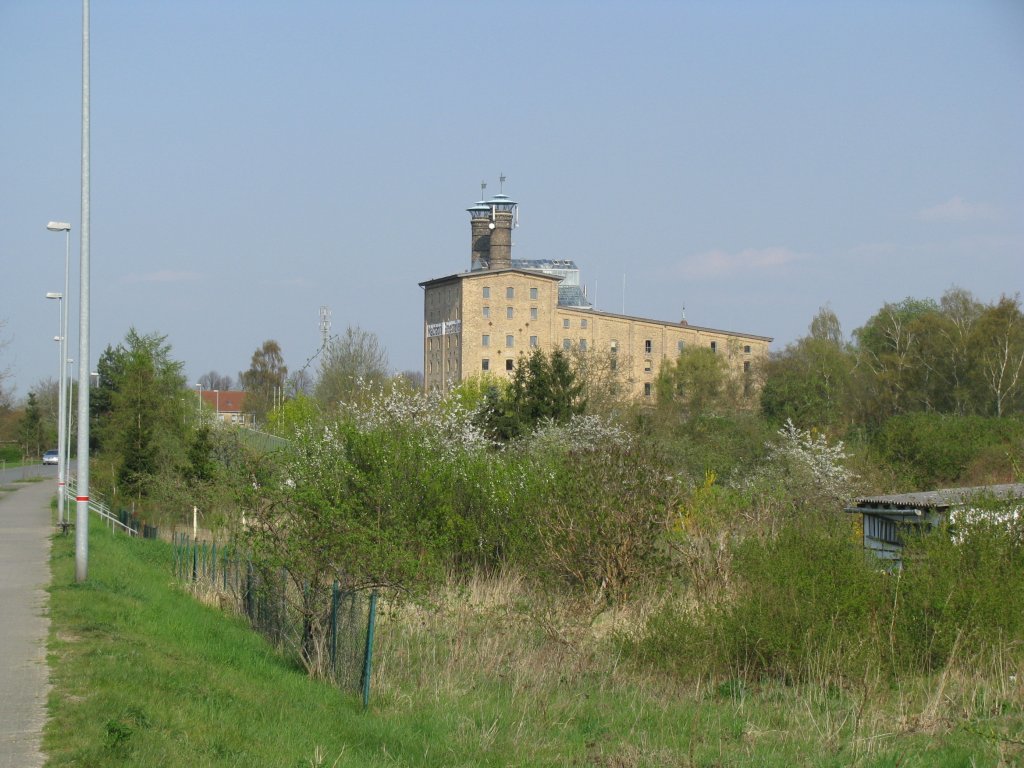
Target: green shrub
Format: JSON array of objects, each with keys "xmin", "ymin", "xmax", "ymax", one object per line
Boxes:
[
  {"xmin": 632, "ymin": 515, "xmax": 884, "ymax": 683},
  {"xmin": 714, "ymin": 517, "xmax": 883, "ymax": 682},
  {"xmin": 530, "ymin": 441, "xmax": 681, "ymax": 604},
  {"xmin": 0, "ymin": 444, "xmax": 21, "ymax": 462},
  {"xmin": 889, "ymin": 504, "xmax": 1024, "ymax": 672},
  {"xmin": 872, "ymin": 413, "xmax": 1024, "ymax": 487}
]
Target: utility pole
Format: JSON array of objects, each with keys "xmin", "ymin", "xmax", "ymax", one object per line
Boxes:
[{"xmin": 75, "ymin": 0, "xmax": 91, "ymax": 582}]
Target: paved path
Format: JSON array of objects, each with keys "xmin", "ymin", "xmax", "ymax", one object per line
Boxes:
[{"xmin": 0, "ymin": 479, "xmax": 53, "ymax": 768}]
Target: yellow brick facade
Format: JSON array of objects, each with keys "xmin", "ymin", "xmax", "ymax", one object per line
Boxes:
[{"xmin": 422, "ymin": 268, "xmax": 771, "ymax": 397}]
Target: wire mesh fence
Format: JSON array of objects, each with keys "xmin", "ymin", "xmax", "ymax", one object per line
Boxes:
[
  {"xmin": 116, "ymin": 508, "xmax": 159, "ymax": 539},
  {"xmin": 171, "ymin": 533, "xmax": 378, "ymax": 707}
]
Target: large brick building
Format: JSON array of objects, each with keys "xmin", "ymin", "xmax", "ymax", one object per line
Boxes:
[{"xmin": 420, "ymin": 193, "xmax": 772, "ymax": 397}]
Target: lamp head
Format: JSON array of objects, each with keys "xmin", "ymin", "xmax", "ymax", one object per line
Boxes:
[
  {"xmin": 46, "ymin": 292, "xmax": 63, "ymax": 299},
  {"xmin": 47, "ymin": 222, "xmax": 71, "ymax": 232}
]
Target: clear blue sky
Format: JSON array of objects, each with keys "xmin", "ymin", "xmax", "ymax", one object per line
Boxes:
[{"xmin": 2, "ymin": 1, "xmax": 1022, "ymax": 399}]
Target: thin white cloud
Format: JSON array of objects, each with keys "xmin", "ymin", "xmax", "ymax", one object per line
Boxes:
[
  {"xmin": 675, "ymin": 246, "xmax": 802, "ymax": 279},
  {"xmin": 121, "ymin": 270, "xmax": 203, "ymax": 284},
  {"xmin": 918, "ymin": 196, "xmax": 998, "ymax": 222}
]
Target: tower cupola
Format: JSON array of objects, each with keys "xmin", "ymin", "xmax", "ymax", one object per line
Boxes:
[
  {"xmin": 483, "ymin": 193, "xmax": 517, "ymax": 271},
  {"xmin": 467, "ymin": 201, "xmax": 491, "ymax": 271}
]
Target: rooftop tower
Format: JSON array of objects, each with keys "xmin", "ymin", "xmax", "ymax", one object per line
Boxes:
[{"xmin": 467, "ymin": 189, "xmax": 517, "ymax": 271}]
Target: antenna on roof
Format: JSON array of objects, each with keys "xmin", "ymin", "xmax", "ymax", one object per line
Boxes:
[
  {"xmin": 480, "ymin": 180, "xmax": 487, "ymax": 198},
  {"xmin": 499, "ymin": 173, "xmax": 506, "ymax": 192}
]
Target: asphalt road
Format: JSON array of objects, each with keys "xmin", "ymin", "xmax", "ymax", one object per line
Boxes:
[
  {"xmin": 0, "ymin": 476, "xmax": 52, "ymax": 767},
  {"xmin": 0, "ymin": 462, "xmax": 56, "ymax": 484}
]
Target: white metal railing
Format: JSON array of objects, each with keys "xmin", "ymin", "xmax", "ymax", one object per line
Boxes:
[{"xmin": 64, "ymin": 478, "xmax": 137, "ymax": 536}]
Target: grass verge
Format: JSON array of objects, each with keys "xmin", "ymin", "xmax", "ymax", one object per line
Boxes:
[{"xmin": 46, "ymin": 521, "xmax": 1023, "ymax": 767}]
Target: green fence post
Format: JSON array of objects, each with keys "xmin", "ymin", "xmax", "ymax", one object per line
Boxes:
[
  {"xmin": 330, "ymin": 581, "xmax": 339, "ymax": 678},
  {"xmin": 361, "ymin": 591, "xmax": 378, "ymax": 711}
]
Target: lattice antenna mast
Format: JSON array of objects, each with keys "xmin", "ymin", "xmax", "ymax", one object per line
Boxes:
[{"xmin": 319, "ymin": 305, "xmax": 331, "ymax": 349}]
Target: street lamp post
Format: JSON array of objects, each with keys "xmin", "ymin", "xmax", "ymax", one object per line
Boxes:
[
  {"xmin": 45, "ymin": 291, "xmax": 66, "ymax": 524},
  {"xmin": 47, "ymin": 221, "xmax": 72, "ymax": 526},
  {"xmin": 76, "ymin": 0, "xmax": 91, "ymax": 582}
]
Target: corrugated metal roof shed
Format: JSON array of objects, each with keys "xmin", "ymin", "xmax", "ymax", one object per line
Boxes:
[
  {"xmin": 850, "ymin": 483, "xmax": 1024, "ymax": 512},
  {"xmin": 846, "ymin": 483, "xmax": 1024, "ymax": 566}
]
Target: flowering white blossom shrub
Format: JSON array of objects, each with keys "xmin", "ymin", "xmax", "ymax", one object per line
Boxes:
[
  {"xmin": 948, "ymin": 504, "xmax": 1023, "ymax": 544},
  {"xmin": 338, "ymin": 385, "xmax": 493, "ymax": 456},
  {"xmin": 520, "ymin": 413, "xmax": 633, "ymax": 455},
  {"xmin": 736, "ymin": 419, "xmax": 858, "ymax": 508}
]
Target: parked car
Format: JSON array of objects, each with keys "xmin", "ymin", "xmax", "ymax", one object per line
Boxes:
[{"xmin": 42, "ymin": 449, "xmax": 59, "ymax": 466}]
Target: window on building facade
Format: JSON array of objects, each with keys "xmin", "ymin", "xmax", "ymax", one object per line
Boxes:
[
  {"xmin": 677, "ymin": 340, "xmax": 686, "ymax": 354},
  {"xmin": 530, "ymin": 287, "xmax": 538, "ymax": 300},
  {"xmin": 482, "ymin": 334, "xmax": 490, "ymax": 347},
  {"xmin": 482, "ymin": 359, "xmax": 490, "ymax": 371},
  {"xmin": 644, "ymin": 382, "xmax": 652, "ymax": 397},
  {"xmin": 505, "ymin": 359, "xmax": 514, "ymax": 371},
  {"xmin": 743, "ymin": 360, "xmax": 750, "ymax": 372},
  {"xmin": 563, "ymin": 318, "xmax": 570, "ymax": 329},
  {"xmin": 645, "ymin": 339, "xmax": 652, "ymax": 354},
  {"xmin": 506, "ymin": 334, "xmax": 514, "ymax": 348},
  {"xmin": 530, "ymin": 306, "xmax": 538, "ymax": 320},
  {"xmin": 710, "ymin": 341, "xmax": 717, "ymax": 352},
  {"xmin": 579, "ymin": 339, "xmax": 587, "ymax": 351},
  {"xmin": 530, "ymin": 335, "xmax": 538, "ymax": 347},
  {"xmin": 610, "ymin": 358, "xmax": 617, "ymax": 371},
  {"xmin": 506, "ymin": 306, "xmax": 514, "ymax": 319},
  {"xmin": 506, "ymin": 287, "xmax": 514, "ymax": 299},
  {"xmin": 744, "ymin": 345, "xmax": 751, "ymax": 354},
  {"xmin": 563, "ymin": 338, "xmax": 571, "ymax": 350},
  {"xmin": 581, "ymin": 318, "xmax": 588, "ymax": 329},
  {"xmin": 482, "ymin": 306, "xmax": 490, "ymax": 318},
  {"xmin": 644, "ymin": 359, "xmax": 653, "ymax": 373},
  {"xmin": 483, "ymin": 287, "xmax": 490, "ymax": 298}
]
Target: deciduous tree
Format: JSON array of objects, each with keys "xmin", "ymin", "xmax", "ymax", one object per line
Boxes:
[
  {"xmin": 198, "ymin": 371, "xmax": 233, "ymax": 391},
  {"xmin": 314, "ymin": 326, "xmax": 389, "ymax": 407},
  {"xmin": 240, "ymin": 340, "xmax": 288, "ymax": 424}
]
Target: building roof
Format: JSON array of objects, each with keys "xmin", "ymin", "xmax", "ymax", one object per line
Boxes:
[
  {"xmin": 558, "ymin": 284, "xmax": 592, "ymax": 308},
  {"xmin": 848, "ymin": 483, "xmax": 1024, "ymax": 514},
  {"xmin": 556, "ymin": 306, "xmax": 773, "ymax": 342},
  {"xmin": 418, "ymin": 268, "xmax": 563, "ymax": 289},
  {"xmin": 511, "ymin": 258, "xmax": 580, "ymax": 271},
  {"xmin": 199, "ymin": 389, "xmax": 247, "ymax": 414}
]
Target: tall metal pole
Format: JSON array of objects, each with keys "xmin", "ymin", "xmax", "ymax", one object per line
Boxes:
[
  {"xmin": 45, "ymin": 288, "xmax": 66, "ymax": 524},
  {"xmin": 61, "ymin": 228, "xmax": 69, "ymax": 522},
  {"xmin": 56, "ymin": 293, "xmax": 66, "ymax": 525},
  {"xmin": 76, "ymin": 0, "xmax": 90, "ymax": 582},
  {"xmin": 47, "ymin": 223, "xmax": 72, "ymax": 524}
]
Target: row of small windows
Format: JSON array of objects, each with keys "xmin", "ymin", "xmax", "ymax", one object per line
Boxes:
[
  {"xmin": 427, "ymin": 336, "xmax": 459, "ymax": 350},
  {"xmin": 468, "ymin": 334, "xmax": 749, "ymax": 357},
  {"xmin": 481, "ymin": 358, "xmax": 516, "ymax": 372},
  {"xmin": 483, "ymin": 306, "xmax": 542, "ymax": 320},
  {"xmin": 482, "ymin": 334, "xmax": 544, "ymax": 349},
  {"xmin": 482, "ymin": 286, "xmax": 540, "ymax": 300}
]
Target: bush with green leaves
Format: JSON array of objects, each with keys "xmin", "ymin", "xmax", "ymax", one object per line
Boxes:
[
  {"xmin": 631, "ymin": 500, "xmax": 1024, "ymax": 685},
  {"xmin": 527, "ymin": 436, "xmax": 680, "ymax": 606},
  {"xmin": 872, "ymin": 412, "xmax": 1024, "ymax": 487},
  {"xmin": 888, "ymin": 502, "xmax": 1024, "ymax": 672}
]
